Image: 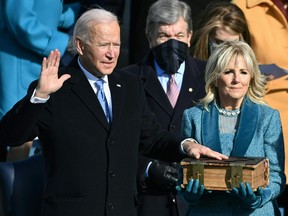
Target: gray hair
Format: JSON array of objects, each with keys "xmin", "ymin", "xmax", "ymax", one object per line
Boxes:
[
  {"xmin": 201, "ymin": 41, "xmax": 267, "ymax": 110},
  {"xmin": 73, "ymin": 8, "xmax": 118, "ymax": 46},
  {"xmin": 145, "ymin": 0, "xmax": 193, "ymax": 41}
]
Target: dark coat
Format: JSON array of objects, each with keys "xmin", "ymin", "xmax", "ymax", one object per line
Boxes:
[
  {"xmin": 0, "ymin": 58, "xmax": 185, "ymax": 216},
  {"xmin": 123, "ymin": 52, "xmax": 206, "ymax": 216}
]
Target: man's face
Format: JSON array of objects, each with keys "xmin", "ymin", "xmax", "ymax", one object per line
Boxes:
[
  {"xmin": 149, "ymin": 17, "xmax": 192, "ymax": 48},
  {"xmin": 78, "ymin": 21, "xmax": 121, "ymax": 77}
]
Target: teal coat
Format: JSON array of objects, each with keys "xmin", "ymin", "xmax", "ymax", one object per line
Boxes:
[
  {"xmin": 181, "ymin": 99, "xmax": 286, "ymax": 216},
  {"xmin": 0, "ymin": 0, "xmax": 79, "ymax": 119}
]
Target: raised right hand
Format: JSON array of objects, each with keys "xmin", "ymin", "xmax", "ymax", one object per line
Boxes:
[{"xmin": 35, "ymin": 49, "xmax": 71, "ymax": 98}]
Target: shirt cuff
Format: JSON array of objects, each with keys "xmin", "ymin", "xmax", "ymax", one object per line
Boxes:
[
  {"xmin": 30, "ymin": 89, "xmax": 50, "ymax": 104},
  {"xmin": 180, "ymin": 138, "xmax": 198, "ymax": 154},
  {"xmin": 145, "ymin": 161, "xmax": 153, "ymax": 178}
]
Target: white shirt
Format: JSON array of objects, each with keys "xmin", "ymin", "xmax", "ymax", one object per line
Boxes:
[
  {"xmin": 78, "ymin": 58, "xmax": 112, "ymax": 119},
  {"xmin": 154, "ymin": 60, "xmax": 185, "ymax": 92}
]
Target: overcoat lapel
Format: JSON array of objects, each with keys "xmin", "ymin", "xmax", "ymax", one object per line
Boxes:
[
  {"xmin": 69, "ymin": 68, "xmax": 129, "ymax": 132},
  {"xmin": 232, "ymin": 99, "xmax": 258, "ymax": 156},
  {"xmin": 67, "ymin": 61, "xmax": 111, "ymax": 130},
  {"xmin": 202, "ymin": 104, "xmax": 222, "ymax": 153},
  {"xmin": 202, "ymin": 99, "xmax": 259, "ymax": 156},
  {"xmin": 138, "ymin": 53, "xmax": 204, "ymax": 118},
  {"xmin": 173, "ymin": 57, "xmax": 204, "ymax": 120},
  {"xmin": 108, "ymin": 72, "xmax": 125, "ymax": 136},
  {"xmin": 139, "ymin": 54, "xmax": 174, "ymax": 115}
]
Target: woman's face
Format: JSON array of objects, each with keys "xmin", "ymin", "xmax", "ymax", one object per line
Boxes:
[{"xmin": 216, "ymin": 55, "xmax": 251, "ymax": 109}]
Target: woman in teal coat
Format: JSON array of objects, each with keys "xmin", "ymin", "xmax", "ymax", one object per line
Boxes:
[
  {"xmin": 0, "ymin": 0, "xmax": 79, "ymax": 119},
  {"xmin": 178, "ymin": 41, "xmax": 286, "ymax": 215}
]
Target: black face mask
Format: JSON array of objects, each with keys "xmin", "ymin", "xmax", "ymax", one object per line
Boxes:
[{"xmin": 152, "ymin": 39, "xmax": 188, "ymax": 74}]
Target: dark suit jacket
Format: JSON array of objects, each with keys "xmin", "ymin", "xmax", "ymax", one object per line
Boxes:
[
  {"xmin": 0, "ymin": 58, "xmax": 185, "ymax": 216},
  {"xmin": 123, "ymin": 52, "xmax": 206, "ymax": 216}
]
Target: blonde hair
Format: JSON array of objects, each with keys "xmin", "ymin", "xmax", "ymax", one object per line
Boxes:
[{"xmin": 201, "ymin": 41, "xmax": 266, "ymax": 110}]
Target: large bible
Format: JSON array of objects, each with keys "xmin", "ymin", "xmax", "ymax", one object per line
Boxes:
[{"xmin": 180, "ymin": 157, "xmax": 269, "ymax": 191}]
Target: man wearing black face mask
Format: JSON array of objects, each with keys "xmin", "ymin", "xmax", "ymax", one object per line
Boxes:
[{"xmin": 122, "ymin": 0, "xmax": 206, "ymax": 215}]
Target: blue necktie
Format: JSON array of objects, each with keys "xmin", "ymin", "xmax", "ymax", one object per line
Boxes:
[{"xmin": 95, "ymin": 79, "xmax": 111, "ymax": 123}]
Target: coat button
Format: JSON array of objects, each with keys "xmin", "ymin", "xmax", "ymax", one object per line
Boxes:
[
  {"xmin": 108, "ymin": 202, "xmax": 114, "ymax": 210},
  {"xmin": 109, "ymin": 170, "xmax": 116, "ymax": 177},
  {"xmin": 107, "ymin": 139, "xmax": 114, "ymax": 145},
  {"xmin": 170, "ymin": 123, "xmax": 176, "ymax": 129}
]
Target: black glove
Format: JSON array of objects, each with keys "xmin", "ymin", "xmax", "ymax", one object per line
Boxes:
[{"xmin": 148, "ymin": 160, "xmax": 179, "ymax": 191}]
